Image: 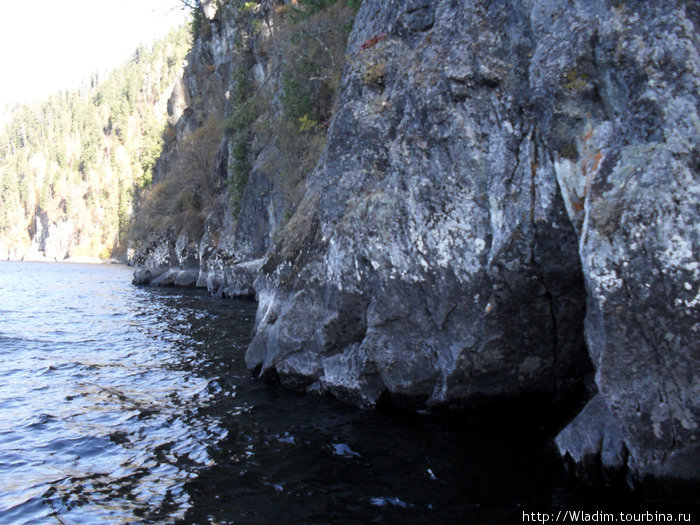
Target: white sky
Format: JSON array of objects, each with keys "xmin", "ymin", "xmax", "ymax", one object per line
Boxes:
[{"xmin": 0, "ymin": 0, "xmax": 190, "ymax": 107}]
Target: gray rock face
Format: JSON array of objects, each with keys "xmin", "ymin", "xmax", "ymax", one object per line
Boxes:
[
  {"xmin": 26, "ymin": 210, "xmax": 74, "ymax": 261},
  {"xmin": 131, "ymin": 3, "xmax": 241, "ymax": 290},
  {"xmin": 247, "ymin": 0, "xmax": 699, "ymax": 487},
  {"xmin": 541, "ymin": 1, "xmax": 700, "ymax": 486},
  {"xmin": 132, "ymin": 231, "xmax": 200, "ymax": 287},
  {"xmin": 248, "ymin": 0, "xmax": 590, "ymax": 406},
  {"xmin": 197, "ymin": 146, "xmax": 295, "ymax": 298},
  {"xmin": 555, "ymin": 394, "xmax": 628, "ymax": 485}
]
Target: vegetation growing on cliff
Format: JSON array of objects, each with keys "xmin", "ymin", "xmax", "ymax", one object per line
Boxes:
[
  {"xmin": 231, "ymin": 0, "xmax": 360, "ymax": 213},
  {"xmin": 0, "ymin": 26, "xmax": 191, "ymax": 260},
  {"xmin": 129, "ymin": 0, "xmax": 359, "ymax": 252},
  {"xmin": 130, "ymin": 113, "xmax": 225, "ymax": 240}
]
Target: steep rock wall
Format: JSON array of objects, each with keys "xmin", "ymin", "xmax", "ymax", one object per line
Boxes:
[
  {"xmin": 132, "ymin": 1, "xmax": 240, "ymax": 290},
  {"xmin": 249, "ymin": 0, "xmax": 590, "ymax": 407},
  {"xmin": 131, "ymin": 0, "xmax": 356, "ymax": 298},
  {"xmin": 541, "ymin": 1, "xmax": 700, "ymax": 487},
  {"xmin": 247, "ymin": 0, "xmax": 699, "ymax": 487},
  {"xmin": 132, "ymin": 1, "xmax": 280, "ymax": 294}
]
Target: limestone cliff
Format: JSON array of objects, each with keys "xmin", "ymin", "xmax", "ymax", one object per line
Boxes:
[
  {"xmin": 244, "ymin": 0, "xmax": 699, "ymax": 488},
  {"xmin": 131, "ymin": 0, "xmax": 699, "ymax": 490}
]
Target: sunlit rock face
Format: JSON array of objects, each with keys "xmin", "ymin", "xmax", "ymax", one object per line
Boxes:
[
  {"xmin": 132, "ymin": 231, "xmax": 200, "ymax": 287},
  {"xmin": 247, "ymin": 0, "xmax": 700, "ymax": 487},
  {"xmin": 541, "ymin": 1, "xmax": 700, "ymax": 488},
  {"xmin": 249, "ymin": 0, "xmax": 590, "ymax": 408}
]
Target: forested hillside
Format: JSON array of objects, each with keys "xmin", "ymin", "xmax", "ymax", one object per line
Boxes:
[{"xmin": 0, "ymin": 26, "xmax": 191, "ymax": 260}]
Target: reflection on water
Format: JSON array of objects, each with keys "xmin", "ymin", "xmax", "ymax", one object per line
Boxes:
[
  {"xmin": 0, "ymin": 261, "xmax": 677, "ymax": 524},
  {"xmin": 0, "ymin": 262, "xmax": 256, "ymax": 523}
]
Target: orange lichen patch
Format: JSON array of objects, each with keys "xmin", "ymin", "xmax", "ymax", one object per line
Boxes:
[
  {"xmin": 592, "ymin": 151, "xmax": 603, "ymax": 171},
  {"xmin": 583, "ymin": 129, "xmax": 593, "ymax": 142},
  {"xmin": 361, "ymin": 33, "xmax": 387, "ymax": 51},
  {"xmin": 571, "ymin": 199, "xmax": 584, "ymax": 213}
]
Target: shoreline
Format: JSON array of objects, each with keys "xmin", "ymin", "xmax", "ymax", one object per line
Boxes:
[{"xmin": 1, "ymin": 256, "xmax": 126, "ymax": 265}]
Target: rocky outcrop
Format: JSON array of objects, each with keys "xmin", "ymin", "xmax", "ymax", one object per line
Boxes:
[
  {"xmin": 534, "ymin": 1, "xmax": 700, "ymax": 488},
  {"xmin": 132, "ymin": 231, "xmax": 200, "ymax": 287},
  {"xmin": 130, "ymin": 0, "xmax": 323, "ymax": 297},
  {"xmin": 131, "ymin": 1, "xmax": 238, "ymax": 290},
  {"xmin": 130, "ymin": 2, "xmax": 255, "ymax": 294},
  {"xmin": 25, "ymin": 210, "xmax": 75, "ymax": 261},
  {"xmin": 127, "ymin": 0, "xmax": 699, "ymax": 489},
  {"xmin": 246, "ymin": 0, "xmax": 700, "ymax": 489},
  {"xmin": 248, "ymin": 0, "xmax": 591, "ymax": 409}
]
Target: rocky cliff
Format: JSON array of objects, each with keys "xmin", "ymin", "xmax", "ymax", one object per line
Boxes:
[
  {"xmin": 131, "ymin": 0, "xmax": 357, "ymax": 296},
  {"xmin": 132, "ymin": 0, "xmax": 699, "ymax": 490}
]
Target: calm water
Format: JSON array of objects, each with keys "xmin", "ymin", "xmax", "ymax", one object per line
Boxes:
[{"xmin": 0, "ymin": 261, "xmax": 659, "ymax": 524}]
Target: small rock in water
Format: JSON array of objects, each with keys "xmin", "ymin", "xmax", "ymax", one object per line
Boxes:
[{"xmin": 332, "ymin": 443, "xmax": 361, "ymax": 457}]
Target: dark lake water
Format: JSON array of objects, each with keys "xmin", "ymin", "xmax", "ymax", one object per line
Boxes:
[{"xmin": 0, "ymin": 261, "xmax": 671, "ymax": 524}]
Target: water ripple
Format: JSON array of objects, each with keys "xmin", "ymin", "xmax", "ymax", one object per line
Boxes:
[
  {"xmin": 0, "ymin": 262, "xmax": 253, "ymax": 523},
  {"xmin": 0, "ymin": 261, "xmax": 660, "ymax": 524}
]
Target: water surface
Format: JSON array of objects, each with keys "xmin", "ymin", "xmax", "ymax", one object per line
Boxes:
[{"xmin": 0, "ymin": 261, "xmax": 655, "ymax": 523}]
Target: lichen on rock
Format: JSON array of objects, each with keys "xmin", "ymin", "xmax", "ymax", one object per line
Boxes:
[{"xmin": 246, "ymin": 0, "xmax": 700, "ymax": 489}]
